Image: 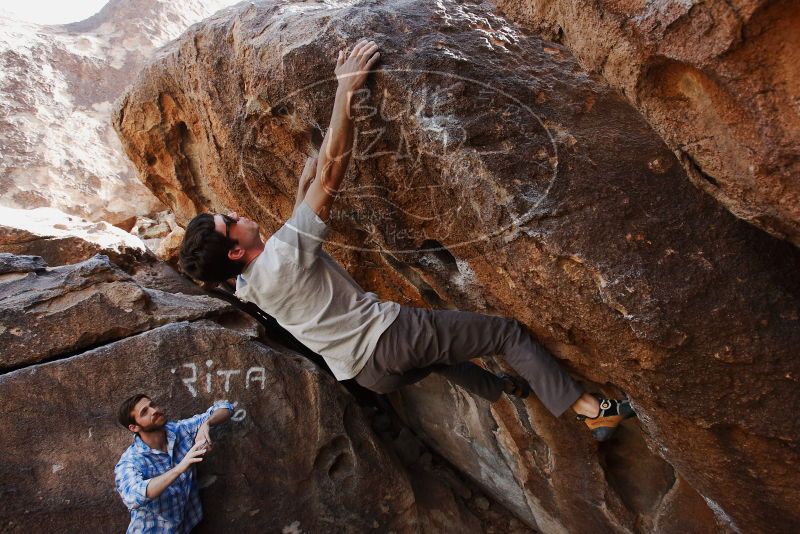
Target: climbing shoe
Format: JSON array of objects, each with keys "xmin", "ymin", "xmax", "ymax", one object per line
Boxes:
[
  {"xmin": 576, "ymin": 396, "xmax": 636, "ymax": 442},
  {"xmin": 500, "ymin": 374, "xmax": 531, "ymax": 399}
]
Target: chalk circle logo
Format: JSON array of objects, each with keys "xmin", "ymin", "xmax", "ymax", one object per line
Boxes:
[{"xmin": 238, "ymin": 68, "xmax": 558, "ymax": 258}]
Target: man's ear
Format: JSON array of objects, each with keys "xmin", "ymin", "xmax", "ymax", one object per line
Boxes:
[
  {"xmin": 228, "ymin": 246, "xmax": 246, "ymax": 262},
  {"xmin": 128, "ymin": 423, "xmax": 140, "ymax": 433}
]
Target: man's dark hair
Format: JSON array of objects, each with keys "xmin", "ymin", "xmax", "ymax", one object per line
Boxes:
[
  {"xmin": 180, "ymin": 213, "xmax": 244, "ymax": 283},
  {"xmin": 118, "ymin": 393, "xmax": 149, "ymax": 428}
]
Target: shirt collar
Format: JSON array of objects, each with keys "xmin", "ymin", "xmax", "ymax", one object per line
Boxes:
[{"xmin": 132, "ymin": 422, "xmax": 177, "ymax": 455}]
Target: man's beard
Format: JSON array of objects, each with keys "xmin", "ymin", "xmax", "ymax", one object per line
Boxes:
[{"xmin": 139, "ymin": 416, "xmax": 166, "ymax": 432}]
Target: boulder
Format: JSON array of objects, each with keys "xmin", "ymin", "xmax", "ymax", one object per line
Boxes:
[
  {"xmin": 0, "ymin": 247, "xmax": 527, "ymax": 532},
  {"xmin": 112, "ymin": 0, "xmax": 800, "ymax": 531},
  {"xmin": 391, "ymin": 372, "xmax": 719, "ymax": 533},
  {"xmin": 127, "ymin": 258, "xmax": 208, "ymax": 296},
  {"xmin": 493, "ymin": 0, "xmax": 800, "ymax": 247},
  {"xmin": 0, "ymin": 254, "xmax": 230, "ymax": 371},
  {"xmin": 0, "ymin": 320, "xmax": 420, "ymax": 533},
  {"xmin": 0, "ymin": 252, "xmax": 47, "ymax": 275},
  {"xmin": 0, "ymin": 206, "xmax": 151, "ymax": 269},
  {"xmin": 127, "ymin": 209, "xmax": 186, "ymax": 263},
  {"xmin": 155, "ymin": 225, "xmax": 186, "ymax": 264}
]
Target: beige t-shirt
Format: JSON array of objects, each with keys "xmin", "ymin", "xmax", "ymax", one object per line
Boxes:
[{"xmin": 235, "ymin": 200, "xmax": 401, "ymax": 380}]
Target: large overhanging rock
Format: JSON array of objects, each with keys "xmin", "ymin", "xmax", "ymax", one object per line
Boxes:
[
  {"xmin": 492, "ymin": 0, "xmax": 800, "ymax": 247},
  {"xmin": 113, "ymin": 0, "xmax": 800, "ymax": 531},
  {"xmin": 0, "ymin": 254, "xmax": 230, "ymax": 371},
  {"xmin": 0, "ymin": 320, "xmax": 420, "ymax": 533}
]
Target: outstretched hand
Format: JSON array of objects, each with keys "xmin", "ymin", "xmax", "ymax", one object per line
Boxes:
[
  {"xmin": 335, "ymin": 38, "xmax": 380, "ymax": 93},
  {"xmin": 177, "ymin": 441, "xmax": 207, "ymax": 474},
  {"xmin": 194, "ymin": 422, "xmax": 212, "ymax": 451}
]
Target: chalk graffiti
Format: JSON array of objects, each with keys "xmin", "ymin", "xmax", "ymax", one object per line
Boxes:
[
  {"xmin": 170, "ymin": 361, "xmax": 267, "ymax": 397},
  {"xmin": 230, "ymin": 401, "xmax": 246, "ymax": 422},
  {"xmin": 170, "ymin": 360, "xmax": 267, "ymax": 421}
]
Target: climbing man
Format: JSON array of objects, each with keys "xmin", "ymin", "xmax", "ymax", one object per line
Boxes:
[
  {"xmin": 114, "ymin": 394, "xmax": 234, "ymax": 533},
  {"xmin": 179, "ymin": 39, "xmax": 634, "ymax": 441}
]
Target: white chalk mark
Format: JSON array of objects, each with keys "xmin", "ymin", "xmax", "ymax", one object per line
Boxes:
[
  {"xmin": 246, "ymin": 367, "xmax": 266, "ymax": 390},
  {"xmin": 179, "ymin": 363, "xmax": 198, "ymax": 397},
  {"xmin": 216, "ymin": 369, "xmax": 241, "ymax": 392}
]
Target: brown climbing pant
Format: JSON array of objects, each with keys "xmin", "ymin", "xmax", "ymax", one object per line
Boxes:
[{"xmin": 354, "ymin": 305, "xmax": 584, "ymax": 417}]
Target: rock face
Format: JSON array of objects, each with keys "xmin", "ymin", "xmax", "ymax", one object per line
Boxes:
[
  {"xmin": 113, "ymin": 1, "xmax": 800, "ymax": 532},
  {"xmin": 492, "ymin": 0, "xmax": 800, "ymax": 248},
  {"xmin": 0, "ymin": 0, "xmax": 235, "ymax": 224},
  {"xmin": 0, "ymin": 236, "xmax": 529, "ymax": 534},
  {"xmin": 0, "ymin": 248, "xmax": 521, "ymax": 530},
  {"xmin": 0, "ymin": 318, "xmax": 421, "ymax": 533},
  {"xmin": 0, "ymin": 254, "xmax": 230, "ymax": 371},
  {"xmin": 0, "ymin": 206, "xmax": 151, "ymax": 268},
  {"xmin": 0, "ymin": 252, "xmax": 46, "ymax": 274}
]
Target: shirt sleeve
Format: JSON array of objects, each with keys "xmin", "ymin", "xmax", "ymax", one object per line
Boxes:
[
  {"xmin": 272, "ymin": 200, "xmax": 331, "ymax": 268},
  {"xmin": 175, "ymin": 400, "xmax": 235, "ymax": 438},
  {"xmin": 114, "ymin": 457, "xmax": 151, "ymax": 510}
]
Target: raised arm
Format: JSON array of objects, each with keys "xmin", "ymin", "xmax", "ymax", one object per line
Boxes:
[
  {"xmin": 192, "ymin": 401, "xmax": 233, "ymax": 451},
  {"xmin": 295, "ymin": 156, "xmax": 318, "ymax": 211},
  {"xmin": 303, "ymin": 38, "xmax": 381, "ymax": 221},
  {"xmin": 145, "ymin": 442, "xmax": 208, "ymax": 499}
]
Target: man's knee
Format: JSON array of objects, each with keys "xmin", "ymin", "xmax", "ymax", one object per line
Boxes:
[{"xmin": 500, "ymin": 316, "xmax": 527, "ymax": 338}]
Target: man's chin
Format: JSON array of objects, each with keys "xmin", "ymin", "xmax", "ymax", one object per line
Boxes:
[{"xmin": 141, "ymin": 420, "xmax": 166, "ymax": 432}]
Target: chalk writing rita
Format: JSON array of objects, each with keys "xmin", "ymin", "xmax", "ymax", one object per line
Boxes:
[{"xmin": 170, "ymin": 362, "xmax": 267, "ymax": 397}]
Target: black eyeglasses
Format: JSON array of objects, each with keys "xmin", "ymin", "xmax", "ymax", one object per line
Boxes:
[{"xmin": 220, "ymin": 214, "xmax": 236, "ymax": 239}]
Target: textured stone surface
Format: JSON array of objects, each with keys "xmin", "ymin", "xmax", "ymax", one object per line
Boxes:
[
  {"xmin": 0, "ymin": 206, "xmax": 151, "ymax": 269},
  {"xmin": 493, "ymin": 0, "xmax": 800, "ymax": 247},
  {"xmin": 0, "ymin": 320, "xmax": 420, "ymax": 533},
  {"xmin": 0, "ymin": 254, "xmax": 230, "ymax": 371},
  {"xmin": 155, "ymin": 225, "xmax": 186, "ymax": 264},
  {"xmin": 113, "ymin": 0, "xmax": 800, "ymax": 531},
  {"xmin": 129, "ymin": 209, "xmax": 183, "ymax": 259},
  {"xmin": 128, "ymin": 258, "xmax": 209, "ymax": 296},
  {"xmin": 391, "ymin": 373, "xmax": 719, "ymax": 533},
  {"xmin": 0, "ymin": 0, "xmax": 238, "ymax": 223},
  {"xmin": 0, "ymin": 246, "xmax": 525, "ymax": 532},
  {"xmin": 0, "ymin": 252, "xmax": 47, "ymax": 275}
]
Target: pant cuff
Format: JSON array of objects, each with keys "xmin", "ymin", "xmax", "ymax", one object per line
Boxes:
[{"xmin": 547, "ymin": 382, "xmax": 584, "ymax": 418}]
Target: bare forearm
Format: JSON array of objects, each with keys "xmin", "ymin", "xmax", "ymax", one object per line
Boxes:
[
  {"xmin": 316, "ymin": 86, "xmax": 355, "ymax": 192},
  {"xmin": 206, "ymin": 408, "xmax": 232, "ymax": 427},
  {"xmin": 145, "ymin": 467, "xmax": 182, "ymax": 499},
  {"xmin": 303, "ymin": 39, "xmax": 379, "ymax": 219}
]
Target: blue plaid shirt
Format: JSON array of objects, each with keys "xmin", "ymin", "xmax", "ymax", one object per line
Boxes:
[{"xmin": 114, "ymin": 401, "xmax": 234, "ymax": 533}]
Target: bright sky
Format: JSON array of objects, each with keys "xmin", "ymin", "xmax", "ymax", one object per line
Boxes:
[{"xmin": 0, "ymin": 0, "xmax": 110, "ymax": 24}]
